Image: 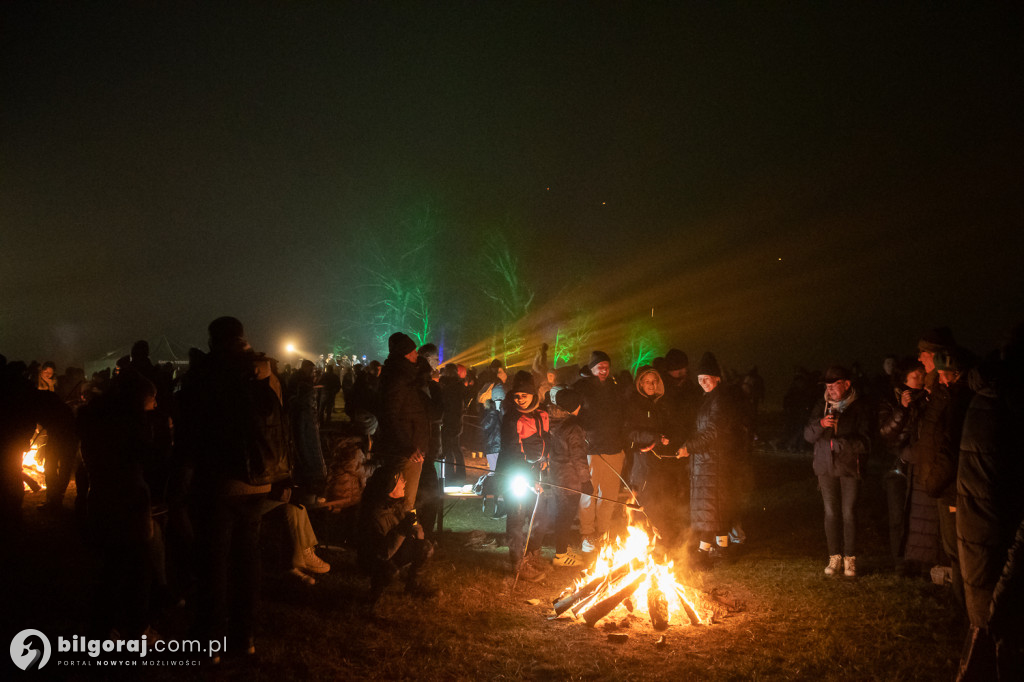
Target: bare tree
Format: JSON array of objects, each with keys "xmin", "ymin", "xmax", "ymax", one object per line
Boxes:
[
  {"xmin": 362, "ymin": 206, "xmax": 440, "ymax": 356},
  {"xmin": 552, "ymin": 309, "xmax": 596, "ymax": 368},
  {"xmin": 481, "ymin": 234, "xmax": 535, "ymax": 363},
  {"xmin": 625, "ymin": 318, "xmax": 664, "ymax": 377}
]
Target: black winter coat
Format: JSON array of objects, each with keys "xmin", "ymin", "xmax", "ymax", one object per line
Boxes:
[
  {"xmin": 574, "ymin": 375, "xmax": 625, "ymax": 454},
  {"xmin": 921, "ymin": 379, "xmax": 973, "ymax": 504},
  {"xmin": 877, "ymin": 386, "xmax": 927, "ymax": 457},
  {"xmin": 685, "ymin": 385, "xmax": 745, "ymax": 533},
  {"xmin": 804, "ymin": 391, "xmax": 872, "ymax": 479},
  {"xmin": 377, "ymin": 354, "xmax": 430, "ymax": 461},
  {"xmin": 956, "ymin": 363, "xmax": 1024, "ymax": 628},
  {"xmin": 548, "ymin": 412, "xmax": 591, "ymax": 491},
  {"xmin": 624, "ymin": 391, "xmax": 674, "ymax": 491}
]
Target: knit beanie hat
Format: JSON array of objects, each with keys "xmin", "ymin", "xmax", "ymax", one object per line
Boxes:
[
  {"xmin": 510, "ymin": 370, "xmax": 536, "ymax": 396},
  {"xmin": 388, "ymin": 332, "xmax": 416, "ymax": 357},
  {"xmin": 589, "ymin": 350, "xmax": 611, "ymax": 369},
  {"xmin": 664, "ymin": 348, "xmax": 689, "ymax": 371},
  {"xmin": 695, "ymin": 352, "xmax": 722, "ymax": 377}
]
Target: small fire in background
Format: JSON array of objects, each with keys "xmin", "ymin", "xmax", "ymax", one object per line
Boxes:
[
  {"xmin": 22, "ymin": 443, "xmax": 46, "ymax": 491},
  {"xmin": 553, "ymin": 524, "xmax": 714, "ymax": 629}
]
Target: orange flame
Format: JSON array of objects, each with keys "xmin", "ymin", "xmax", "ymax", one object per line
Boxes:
[
  {"xmin": 564, "ymin": 524, "xmax": 706, "ymax": 626},
  {"xmin": 22, "ymin": 444, "xmax": 46, "ymax": 491}
]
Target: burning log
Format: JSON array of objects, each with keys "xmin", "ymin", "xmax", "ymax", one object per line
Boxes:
[
  {"xmin": 646, "ymin": 584, "xmax": 669, "ymax": 630},
  {"xmin": 555, "ymin": 524, "xmax": 714, "ymax": 630},
  {"xmin": 581, "ymin": 573, "xmax": 644, "ymax": 626},
  {"xmin": 22, "ymin": 473, "xmax": 42, "ymax": 493},
  {"xmin": 675, "ymin": 587, "xmax": 704, "ymax": 626},
  {"xmin": 553, "ymin": 559, "xmax": 640, "ymax": 616}
]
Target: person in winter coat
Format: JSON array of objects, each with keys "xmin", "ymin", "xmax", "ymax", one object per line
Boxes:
[
  {"xmin": 288, "ymin": 359, "xmax": 326, "ymax": 504},
  {"xmin": 956, "ymin": 329, "xmax": 1024, "ymax": 681},
  {"xmin": 439, "ymin": 364, "xmax": 467, "ymax": 484},
  {"xmin": 376, "ymin": 333, "xmax": 429, "ymax": 514},
  {"xmin": 625, "ymin": 366, "xmax": 682, "ymax": 547},
  {"xmin": 662, "ymin": 349, "xmax": 703, "ymax": 447},
  {"xmin": 546, "ymin": 386, "xmax": 591, "ymax": 567},
  {"xmin": 176, "ymin": 316, "xmax": 279, "ymax": 659},
  {"xmin": 804, "ymin": 365, "xmax": 873, "ymax": 578},
  {"xmin": 574, "ymin": 350, "xmax": 626, "ymax": 553},
  {"xmin": 917, "ymin": 347, "xmax": 975, "ymax": 608},
  {"xmin": 357, "ymin": 466, "xmax": 435, "ymax": 607},
  {"xmin": 677, "ymin": 352, "xmax": 746, "ymax": 565},
  {"xmin": 476, "ymin": 361, "xmax": 508, "ymax": 473},
  {"xmin": 877, "ymin": 358, "xmax": 928, "ymax": 568},
  {"xmin": 497, "ymin": 371, "xmax": 550, "ymax": 582},
  {"xmin": 413, "ymin": 344, "xmax": 444, "ymax": 540},
  {"xmin": 78, "ymin": 370, "xmax": 158, "ymax": 639}
]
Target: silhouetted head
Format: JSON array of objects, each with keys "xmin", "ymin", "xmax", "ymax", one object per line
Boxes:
[{"xmin": 208, "ymin": 316, "xmax": 248, "ymax": 353}]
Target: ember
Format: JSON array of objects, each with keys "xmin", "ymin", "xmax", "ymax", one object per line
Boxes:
[{"xmin": 554, "ymin": 525, "xmax": 714, "ymax": 629}]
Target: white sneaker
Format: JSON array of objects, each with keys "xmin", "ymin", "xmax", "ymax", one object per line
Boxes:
[
  {"xmin": 844, "ymin": 556, "xmax": 856, "ymax": 577},
  {"xmin": 824, "ymin": 554, "xmax": 842, "ymax": 576},
  {"xmin": 301, "ymin": 547, "xmax": 331, "ymax": 574},
  {"xmin": 581, "ymin": 535, "xmax": 601, "ymax": 553}
]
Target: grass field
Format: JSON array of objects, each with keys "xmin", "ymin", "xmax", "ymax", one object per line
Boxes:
[{"xmin": 5, "ymin": 440, "xmax": 964, "ymax": 681}]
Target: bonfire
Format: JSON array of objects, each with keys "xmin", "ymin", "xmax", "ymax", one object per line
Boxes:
[
  {"xmin": 553, "ymin": 524, "xmax": 715, "ymax": 629},
  {"xmin": 22, "ymin": 443, "xmax": 46, "ymax": 492}
]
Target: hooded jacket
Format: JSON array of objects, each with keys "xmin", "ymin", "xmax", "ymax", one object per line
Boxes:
[
  {"xmin": 496, "ymin": 393, "xmax": 549, "ymax": 476},
  {"xmin": 625, "ymin": 367, "xmax": 675, "ymax": 492}
]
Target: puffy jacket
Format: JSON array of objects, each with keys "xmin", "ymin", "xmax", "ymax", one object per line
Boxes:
[
  {"xmin": 877, "ymin": 386, "xmax": 927, "ymax": 456},
  {"xmin": 957, "ymin": 362, "xmax": 1024, "ymax": 628},
  {"xmin": 685, "ymin": 384, "xmax": 745, "ymax": 532},
  {"xmin": 548, "ymin": 411, "xmax": 591, "ymax": 491}
]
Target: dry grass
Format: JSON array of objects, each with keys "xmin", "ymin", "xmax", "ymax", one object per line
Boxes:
[{"xmin": 5, "ymin": 444, "xmax": 963, "ymax": 681}]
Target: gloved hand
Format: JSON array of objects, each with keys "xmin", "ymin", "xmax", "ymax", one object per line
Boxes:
[{"xmin": 581, "ymin": 480, "xmax": 594, "ymax": 496}]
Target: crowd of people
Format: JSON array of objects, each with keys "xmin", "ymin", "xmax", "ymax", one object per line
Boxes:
[{"xmin": 1, "ymin": 319, "xmax": 1021, "ymax": 677}]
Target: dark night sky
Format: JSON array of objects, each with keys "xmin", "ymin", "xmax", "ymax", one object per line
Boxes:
[{"xmin": 3, "ymin": 2, "xmax": 1022, "ymax": 399}]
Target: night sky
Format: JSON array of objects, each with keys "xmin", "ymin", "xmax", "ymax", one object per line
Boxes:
[{"xmin": 3, "ymin": 3, "xmax": 1022, "ymax": 398}]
